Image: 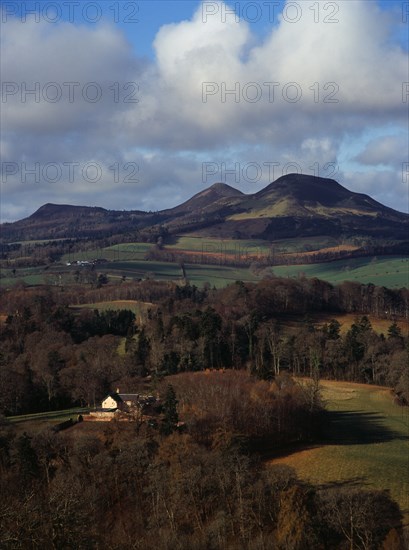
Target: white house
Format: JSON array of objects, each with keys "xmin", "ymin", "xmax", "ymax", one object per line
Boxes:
[{"xmin": 101, "ymin": 389, "xmax": 152, "ymax": 411}]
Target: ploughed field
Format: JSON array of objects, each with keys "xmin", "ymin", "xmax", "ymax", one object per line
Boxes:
[{"xmin": 268, "ymin": 380, "xmax": 409, "ymax": 520}]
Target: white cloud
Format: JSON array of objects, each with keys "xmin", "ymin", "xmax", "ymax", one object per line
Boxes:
[
  {"xmin": 354, "ymin": 135, "xmax": 408, "ymax": 167},
  {"xmin": 340, "ymin": 168, "xmax": 408, "ymax": 213},
  {"xmin": 1, "ymin": 0, "xmax": 408, "ymax": 221}
]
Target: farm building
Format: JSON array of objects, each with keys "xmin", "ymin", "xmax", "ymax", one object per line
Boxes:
[{"xmin": 101, "ymin": 390, "xmax": 156, "ymax": 413}]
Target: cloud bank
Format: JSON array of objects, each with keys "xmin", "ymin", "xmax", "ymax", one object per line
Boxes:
[{"xmin": 1, "ymin": 0, "xmax": 408, "ymax": 221}]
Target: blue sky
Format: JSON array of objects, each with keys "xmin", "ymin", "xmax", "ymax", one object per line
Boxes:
[
  {"xmin": 1, "ymin": 0, "xmax": 408, "ymax": 220},
  {"xmin": 11, "ymin": 1, "xmax": 407, "ymax": 56}
]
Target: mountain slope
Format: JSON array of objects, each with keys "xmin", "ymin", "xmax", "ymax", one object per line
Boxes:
[
  {"xmin": 0, "ymin": 203, "xmax": 155, "ymax": 241},
  {"xmin": 163, "ymin": 182, "xmax": 244, "ymax": 215},
  {"xmin": 1, "ymin": 174, "xmax": 408, "ymax": 242},
  {"xmin": 251, "ymin": 174, "xmax": 400, "ymax": 218},
  {"xmin": 162, "ymin": 174, "xmax": 409, "ymax": 240}
]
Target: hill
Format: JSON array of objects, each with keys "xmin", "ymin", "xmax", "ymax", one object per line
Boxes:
[
  {"xmin": 1, "ymin": 174, "xmax": 408, "ymax": 242},
  {"xmin": 163, "ymin": 182, "xmax": 244, "ymax": 214},
  {"xmin": 0, "ymin": 203, "xmax": 156, "ymax": 242},
  {"xmin": 176, "ymin": 174, "xmax": 408, "ymax": 240}
]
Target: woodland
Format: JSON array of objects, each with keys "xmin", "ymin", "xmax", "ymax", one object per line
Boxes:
[{"xmin": 0, "ymin": 276, "xmax": 408, "ymax": 549}]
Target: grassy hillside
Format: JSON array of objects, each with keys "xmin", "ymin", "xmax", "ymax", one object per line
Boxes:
[{"xmin": 269, "ymin": 380, "xmax": 409, "ymax": 521}]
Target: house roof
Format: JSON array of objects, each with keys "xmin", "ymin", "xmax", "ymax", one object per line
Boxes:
[
  {"xmin": 103, "ymin": 392, "xmax": 156, "ymax": 409},
  {"xmin": 104, "ymin": 393, "xmax": 123, "ymax": 403},
  {"xmin": 103, "ymin": 392, "xmax": 141, "ymax": 402},
  {"xmin": 118, "ymin": 393, "xmax": 140, "ymax": 402}
]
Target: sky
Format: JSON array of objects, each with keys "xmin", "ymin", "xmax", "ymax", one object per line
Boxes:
[{"xmin": 0, "ymin": 0, "xmax": 408, "ymax": 222}]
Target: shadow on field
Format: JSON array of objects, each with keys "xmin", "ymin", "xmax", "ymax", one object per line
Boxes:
[
  {"xmin": 323, "ymin": 410, "xmax": 409, "ymax": 445},
  {"xmin": 262, "ymin": 409, "xmax": 408, "ymax": 462},
  {"xmin": 259, "ymin": 441, "xmax": 320, "ymax": 461},
  {"xmin": 317, "ymin": 476, "xmax": 369, "ymax": 491}
]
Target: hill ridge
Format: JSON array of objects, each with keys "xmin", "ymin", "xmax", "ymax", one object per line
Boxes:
[{"xmin": 1, "ymin": 174, "xmax": 408, "ymax": 242}]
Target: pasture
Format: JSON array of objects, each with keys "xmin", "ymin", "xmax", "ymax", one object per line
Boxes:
[
  {"xmin": 61, "ymin": 242, "xmax": 152, "ymax": 263},
  {"xmin": 1, "ymin": 234, "xmax": 408, "ymax": 290},
  {"xmin": 272, "ymin": 256, "xmax": 409, "ymax": 288},
  {"xmin": 56, "ymin": 254, "xmax": 409, "ymax": 290},
  {"xmin": 268, "ymin": 380, "xmax": 409, "ymax": 521},
  {"xmin": 58, "ymin": 241, "xmax": 409, "ymax": 289},
  {"xmin": 58, "ymin": 235, "xmax": 355, "ymax": 264},
  {"xmin": 95, "ymin": 260, "xmax": 261, "ymax": 288}
]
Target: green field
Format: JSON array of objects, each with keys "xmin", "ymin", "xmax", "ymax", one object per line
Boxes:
[
  {"xmin": 2, "ymin": 236, "xmax": 408, "ymax": 290},
  {"xmin": 272, "ymin": 256, "xmax": 409, "ymax": 288},
  {"xmin": 59, "ymin": 235, "xmax": 341, "ymax": 265},
  {"xmin": 12, "ymin": 238, "xmax": 71, "ymax": 246},
  {"xmin": 270, "ymin": 380, "xmax": 409, "ymax": 520},
  {"xmin": 0, "ymin": 261, "xmax": 261, "ymax": 289},
  {"xmin": 104, "ymin": 259, "xmax": 181, "ymax": 279},
  {"xmin": 59, "ymin": 240, "xmax": 409, "ymax": 289},
  {"xmin": 7, "ymin": 407, "xmax": 89, "ymax": 425},
  {"xmin": 61, "ymin": 242, "xmax": 152, "ymax": 263},
  {"xmin": 0, "ymin": 274, "xmax": 45, "ymax": 287},
  {"xmin": 0, "ymin": 264, "xmax": 72, "ymax": 288},
  {"xmin": 103, "ymin": 260, "xmax": 261, "ymax": 288},
  {"xmin": 65, "ymin": 254, "xmax": 409, "ymax": 289}
]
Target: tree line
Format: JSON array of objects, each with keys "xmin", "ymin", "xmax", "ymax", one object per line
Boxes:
[{"xmin": 0, "ymin": 277, "xmax": 407, "ymax": 416}]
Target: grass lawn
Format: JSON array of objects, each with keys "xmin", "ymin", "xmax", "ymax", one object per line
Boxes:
[{"xmin": 268, "ymin": 380, "xmax": 409, "ymax": 521}]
